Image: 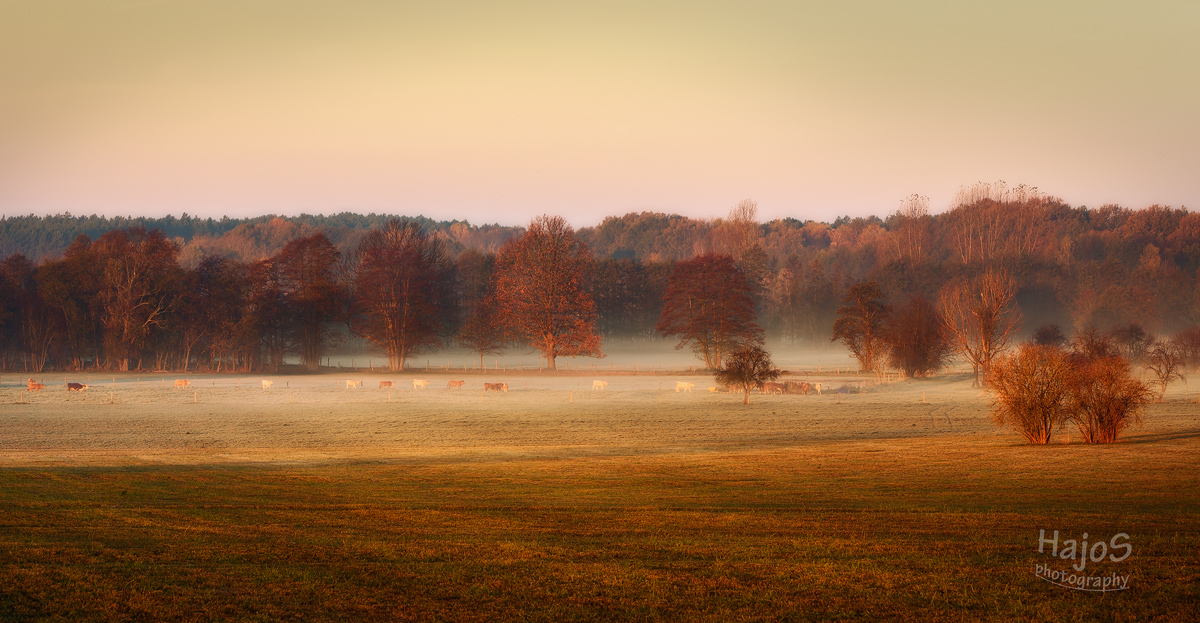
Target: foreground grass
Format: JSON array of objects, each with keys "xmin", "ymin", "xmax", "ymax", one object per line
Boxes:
[{"xmin": 2, "ymin": 432, "xmax": 1197, "ymax": 622}]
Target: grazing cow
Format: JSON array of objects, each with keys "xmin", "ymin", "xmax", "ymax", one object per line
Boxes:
[
  {"xmin": 708, "ymin": 386, "xmax": 719, "ymax": 392},
  {"xmin": 379, "ymin": 380, "xmax": 394, "ymax": 389},
  {"xmin": 412, "ymin": 379, "xmax": 430, "ymax": 390},
  {"xmin": 26, "ymin": 379, "xmax": 44, "ymax": 392},
  {"xmin": 346, "ymin": 380, "xmax": 362, "ymax": 389},
  {"xmin": 67, "ymin": 382, "xmax": 87, "ymax": 392},
  {"xmin": 814, "ymin": 382, "xmax": 822, "ymax": 395},
  {"xmin": 174, "ymin": 379, "xmax": 190, "ymax": 389},
  {"xmin": 592, "ymin": 380, "xmax": 608, "ymax": 391},
  {"xmin": 675, "ymin": 381, "xmax": 695, "ymax": 392},
  {"xmin": 762, "ymin": 382, "xmax": 785, "ymax": 395},
  {"xmin": 484, "ymin": 382, "xmax": 508, "ymax": 392},
  {"xmin": 261, "ymin": 380, "xmax": 273, "ymax": 390},
  {"xmin": 447, "ymin": 380, "xmax": 465, "ymax": 389}
]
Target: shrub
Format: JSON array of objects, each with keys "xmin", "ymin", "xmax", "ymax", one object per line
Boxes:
[
  {"xmin": 1069, "ymin": 356, "xmax": 1153, "ymax": 444},
  {"xmin": 989, "ymin": 344, "xmax": 1075, "ymax": 444}
]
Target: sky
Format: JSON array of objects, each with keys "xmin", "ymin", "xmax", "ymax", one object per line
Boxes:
[{"xmin": 1, "ymin": 1, "xmax": 1197, "ymax": 227}]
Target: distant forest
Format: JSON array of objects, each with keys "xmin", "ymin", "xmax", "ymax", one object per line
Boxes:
[{"xmin": 2, "ymin": 181, "xmax": 1199, "ymax": 373}]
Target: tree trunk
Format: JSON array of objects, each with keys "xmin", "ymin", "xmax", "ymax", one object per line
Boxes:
[{"xmin": 743, "ymin": 386, "xmax": 751, "ymax": 405}]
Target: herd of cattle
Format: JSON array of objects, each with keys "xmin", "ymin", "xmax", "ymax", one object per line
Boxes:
[{"xmin": 24, "ymin": 377, "xmax": 822, "ymax": 395}]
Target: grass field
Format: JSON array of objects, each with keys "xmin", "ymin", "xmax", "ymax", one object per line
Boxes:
[{"xmin": 1, "ymin": 371, "xmax": 1198, "ymax": 621}]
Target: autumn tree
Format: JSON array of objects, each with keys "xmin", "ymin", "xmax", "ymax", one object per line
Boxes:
[
  {"xmin": 831, "ymin": 281, "xmax": 890, "ymax": 374},
  {"xmin": 242, "ymin": 259, "xmax": 288, "ymax": 372},
  {"xmin": 177, "ymin": 255, "xmax": 248, "ymax": 371},
  {"xmin": 882, "ymin": 293, "xmax": 952, "ymax": 377},
  {"xmin": 714, "ymin": 345, "xmax": 780, "ymax": 405},
  {"xmin": 0, "ymin": 255, "xmax": 55, "ymax": 372},
  {"xmin": 455, "ymin": 249, "xmax": 506, "ymax": 366},
  {"xmin": 939, "ymin": 269, "xmax": 1021, "ymax": 386},
  {"xmin": 493, "ymin": 215, "xmax": 602, "ymax": 370},
  {"xmin": 989, "ymin": 344, "xmax": 1075, "ymax": 444},
  {"xmin": 348, "ymin": 221, "xmax": 455, "ymax": 371},
  {"xmin": 657, "ymin": 253, "xmax": 762, "ymax": 370},
  {"xmin": 277, "ymin": 233, "xmax": 344, "ymax": 372},
  {"xmin": 92, "ymin": 227, "xmax": 181, "ymax": 371},
  {"xmin": 35, "ymin": 235, "xmax": 103, "ymax": 370}
]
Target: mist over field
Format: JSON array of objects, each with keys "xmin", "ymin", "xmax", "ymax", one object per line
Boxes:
[{"xmin": 3, "ymin": 1, "xmax": 1199, "ymax": 619}]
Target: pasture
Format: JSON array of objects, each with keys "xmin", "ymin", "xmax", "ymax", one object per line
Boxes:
[{"xmin": 1, "ymin": 369, "xmax": 1197, "ymax": 620}]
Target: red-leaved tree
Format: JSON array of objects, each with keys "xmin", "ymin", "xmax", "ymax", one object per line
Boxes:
[
  {"xmin": 657, "ymin": 253, "xmax": 762, "ymax": 369},
  {"xmin": 493, "ymin": 215, "xmax": 603, "ymax": 370}
]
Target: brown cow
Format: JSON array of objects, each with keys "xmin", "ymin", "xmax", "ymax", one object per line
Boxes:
[
  {"xmin": 27, "ymin": 379, "xmax": 44, "ymax": 392},
  {"xmin": 379, "ymin": 380, "xmax": 394, "ymax": 389},
  {"xmin": 174, "ymin": 379, "xmax": 190, "ymax": 389},
  {"xmin": 447, "ymin": 380, "xmax": 465, "ymax": 389},
  {"xmin": 67, "ymin": 382, "xmax": 87, "ymax": 392},
  {"xmin": 483, "ymin": 382, "xmax": 508, "ymax": 392}
]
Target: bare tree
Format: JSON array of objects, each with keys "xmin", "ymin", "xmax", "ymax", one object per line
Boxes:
[
  {"xmin": 989, "ymin": 344, "xmax": 1075, "ymax": 445},
  {"xmin": 1144, "ymin": 340, "xmax": 1184, "ymax": 402},
  {"xmin": 939, "ymin": 269, "xmax": 1021, "ymax": 386},
  {"xmin": 889, "ymin": 194, "xmax": 932, "ymax": 265},
  {"xmin": 92, "ymin": 227, "xmax": 181, "ymax": 371},
  {"xmin": 713, "ymin": 345, "xmax": 780, "ymax": 405}
]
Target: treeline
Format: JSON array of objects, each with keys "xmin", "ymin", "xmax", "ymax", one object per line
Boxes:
[
  {"xmin": 2, "ymin": 181, "xmax": 1199, "ymax": 373},
  {"xmin": 0, "ymin": 213, "xmax": 523, "ymax": 265}
]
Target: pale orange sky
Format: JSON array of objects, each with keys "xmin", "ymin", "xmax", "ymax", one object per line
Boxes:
[{"xmin": 1, "ymin": 1, "xmax": 1197, "ymax": 226}]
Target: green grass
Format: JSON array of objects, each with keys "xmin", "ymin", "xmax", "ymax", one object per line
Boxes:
[{"xmin": 2, "ymin": 433, "xmax": 1198, "ymax": 621}]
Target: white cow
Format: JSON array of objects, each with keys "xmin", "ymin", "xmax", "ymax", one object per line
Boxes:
[
  {"xmin": 814, "ymin": 382, "xmax": 822, "ymax": 395},
  {"xmin": 675, "ymin": 382, "xmax": 695, "ymax": 392},
  {"xmin": 412, "ymin": 379, "xmax": 430, "ymax": 390},
  {"xmin": 346, "ymin": 380, "xmax": 362, "ymax": 389},
  {"xmin": 592, "ymin": 380, "xmax": 608, "ymax": 391},
  {"xmin": 261, "ymin": 380, "xmax": 273, "ymax": 390}
]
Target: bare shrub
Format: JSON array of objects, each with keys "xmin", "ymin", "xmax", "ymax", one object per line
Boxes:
[
  {"xmin": 1144, "ymin": 340, "xmax": 1185, "ymax": 402},
  {"xmin": 714, "ymin": 345, "xmax": 780, "ymax": 405},
  {"xmin": 1068, "ymin": 356, "xmax": 1152, "ymax": 444},
  {"xmin": 989, "ymin": 344, "xmax": 1075, "ymax": 445}
]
